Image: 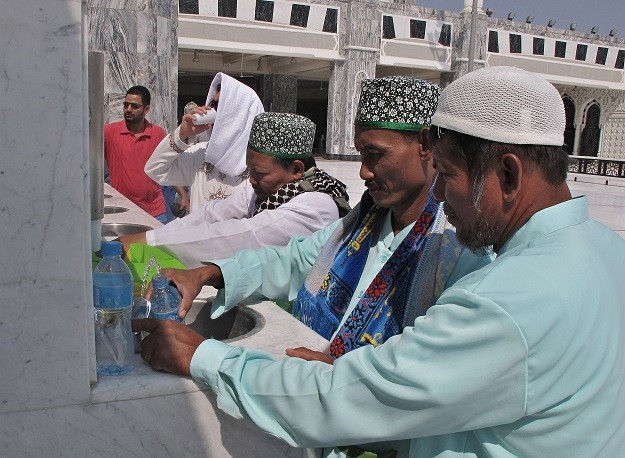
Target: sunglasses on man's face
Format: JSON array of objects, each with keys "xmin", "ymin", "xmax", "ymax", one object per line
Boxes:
[
  {"xmin": 123, "ymin": 101, "xmax": 143, "ymax": 109},
  {"xmin": 209, "ymin": 99, "xmax": 219, "ymax": 110}
]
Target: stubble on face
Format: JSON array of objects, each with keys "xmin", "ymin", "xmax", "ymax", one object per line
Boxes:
[{"xmin": 453, "ymin": 209, "xmax": 497, "ymax": 256}]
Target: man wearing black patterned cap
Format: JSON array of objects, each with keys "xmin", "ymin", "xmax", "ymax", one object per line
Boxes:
[
  {"xmin": 120, "ymin": 112, "xmax": 350, "ymax": 268},
  {"xmin": 136, "ymin": 75, "xmax": 490, "ymax": 346}
]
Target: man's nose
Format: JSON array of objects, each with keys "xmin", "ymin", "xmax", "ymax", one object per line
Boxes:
[
  {"xmin": 432, "ymin": 174, "xmax": 445, "ymax": 202},
  {"xmin": 359, "ymin": 162, "xmax": 373, "ymax": 181}
]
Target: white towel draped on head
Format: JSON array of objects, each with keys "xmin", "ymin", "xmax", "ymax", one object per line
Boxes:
[{"xmin": 203, "ymin": 73, "xmax": 265, "ymax": 176}]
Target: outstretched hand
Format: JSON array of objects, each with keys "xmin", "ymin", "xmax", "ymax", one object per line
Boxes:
[
  {"xmin": 118, "ymin": 232, "xmax": 147, "ymax": 256},
  {"xmin": 285, "ymin": 347, "xmax": 334, "ymax": 365},
  {"xmin": 147, "ymin": 265, "xmax": 224, "ymax": 319},
  {"xmin": 132, "ymin": 318, "xmax": 206, "ymax": 375}
]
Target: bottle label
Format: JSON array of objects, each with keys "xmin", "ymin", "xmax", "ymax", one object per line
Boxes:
[
  {"xmin": 152, "ymin": 309, "xmax": 182, "ymax": 322},
  {"xmin": 93, "ymin": 277, "xmax": 132, "ymax": 309}
]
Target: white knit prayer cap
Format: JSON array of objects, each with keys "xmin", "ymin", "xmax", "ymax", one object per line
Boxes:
[{"xmin": 431, "ymin": 66, "xmax": 565, "ymax": 146}]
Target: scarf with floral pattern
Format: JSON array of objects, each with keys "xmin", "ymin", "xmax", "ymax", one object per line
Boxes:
[{"xmin": 293, "ymin": 191, "xmax": 438, "ymax": 358}]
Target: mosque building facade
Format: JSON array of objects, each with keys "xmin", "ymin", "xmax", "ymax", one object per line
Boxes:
[{"xmin": 88, "ymin": 0, "xmax": 625, "ymax": 160}]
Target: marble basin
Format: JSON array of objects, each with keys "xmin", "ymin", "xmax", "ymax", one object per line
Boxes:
[
  {"xmin": 186, "ymin": 299, "xmax": 265, "ymax": 342},
  {"xmin": 101, "ymin": 222, "xmax": 153, "ymax": 240},
  {"xmin": 104, "ymin": 206, "xmax": 129, "ymax": 214}
]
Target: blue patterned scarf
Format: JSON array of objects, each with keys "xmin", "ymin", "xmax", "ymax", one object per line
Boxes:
[{"xmin": 293, "ymin": 191, "xmax": 438, "ymax": 358}]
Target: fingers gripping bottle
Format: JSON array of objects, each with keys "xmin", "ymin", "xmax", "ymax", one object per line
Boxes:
[
  {"xmin": 93, "ymin": 241, "xmax": 135, "ymax": 376},
  {"xmin": 150, "ymin": 274, "xmax": 183, "ymax": 322}
]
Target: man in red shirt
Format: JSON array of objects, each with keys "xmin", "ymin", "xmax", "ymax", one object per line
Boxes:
[{"xmin": 104, "ymin": 85, "xmax": 168, "ymax": 223}]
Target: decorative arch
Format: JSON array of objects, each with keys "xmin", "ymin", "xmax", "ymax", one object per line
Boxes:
[
  {"xmin": 580, "ymin": 101, "xmax": 601, "ymax": 156},
  {"xmin": 562, "ymin": 94, "xmax": 575, "ymax": 154}
]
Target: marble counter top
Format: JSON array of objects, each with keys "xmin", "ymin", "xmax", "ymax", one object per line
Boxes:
[{"xmin": 93, "ymin": 185, "xmax": 329, "ymax": 404}]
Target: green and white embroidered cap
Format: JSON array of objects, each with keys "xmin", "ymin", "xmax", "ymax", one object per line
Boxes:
[
  {"xmin": 431, "ymin": 66, "xmax": 565, "ymax": 145},
  {"xmin": 248, "ymin": 112, "xmax": 315, "ymax": 159},
  {"xmin": 355, "ymin": 76, "xmax": 441, "ymax": 132}
]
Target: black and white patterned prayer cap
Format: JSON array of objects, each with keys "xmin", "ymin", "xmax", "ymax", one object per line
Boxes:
[
  {"xmin": 248, "ymin": 112, "xmax": 315, "ymax": 158},
  {"xmin": 355, "ymin": 76, "xmax": 441, "ymax": 132}
]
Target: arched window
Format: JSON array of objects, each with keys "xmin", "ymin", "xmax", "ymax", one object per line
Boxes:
[
  {"xmin": 562, "ymin": 96, "xmax": 575, "ymax": 154},
  {"xmin": 580, "ymin": 102, "xmax": 601, "ymax": 157}
]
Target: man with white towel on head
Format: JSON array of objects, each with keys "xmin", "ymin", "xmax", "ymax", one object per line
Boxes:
[{"xmin": 145, "ymin": 72, "xmax": 264, "ymax": 213}]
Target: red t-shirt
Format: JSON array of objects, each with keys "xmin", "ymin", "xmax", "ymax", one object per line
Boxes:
[{"xmin": 104, "ymin": 120, "xmax": 167, "ymax": 217}]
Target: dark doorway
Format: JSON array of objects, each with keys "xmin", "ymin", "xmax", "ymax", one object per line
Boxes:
[
  {"xmin": 563, "ymin": 96, "xmax": 576, "ymax": 154},
  {"xmin": 580, "ymin": 102, "xmax": 601, "ymax": 157},
  {"xmin": 297, "ymin": 79, "xmax": 329, "ymax": 155}
]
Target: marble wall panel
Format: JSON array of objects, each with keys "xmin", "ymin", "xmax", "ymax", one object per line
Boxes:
[
  {"xmin": 170, "ymin": 7, "xmax": 179, "ymax": 57},
  {"xmin": 272, "ymin": 74, "xmax": 297, "ymax": 113},
  {"xmin": 109, "ymin": 8, "xmax": 138, "ymax": 53},
  {"xmin": 137, "ymin": 11, "xmax": 157, "ymax": 55},
  {"xmin": 0, "ymin": 0, "xmax": 92, "ymax": 413},
  {"xmin": 106, "ymin": 92, "xmax": 126, "ymax": 123},
  {"xmin": 157, "ymin": 0, "xmax": 173, "ymax": 17},
  {"xmin": 0, "ymin": 390, "xmax": 309, "ymax": 457},
  {"xmin": 88, "ymin": 7, "xmax": 110, "ymax": 51},
  {"xmin": 93, "ymin": 0, "xmax": 148, "ymax": 10},
  {"xmin": 157, "ymin": 15, "xmax": 172, "ymax": 56},
  {"xmin": 105, "ymin": 51, "xmax": 140, "ymax": 95}
]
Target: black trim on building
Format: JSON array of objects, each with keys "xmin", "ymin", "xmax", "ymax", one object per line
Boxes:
[
  {"xmin": 533, "ymin": 37, "xmax": 545, "ymax": 55},
  {"xmin": 322, "ymin": 8, "xmax": 338, "ymax": 33},
  {"xmin": 509, "ymin": 34, "xmax": 521, "ymax": 53},
  {"xmin": 290, "ymin": 4, "xmax": 310, "ymax": 28},
  {"xmin": 555, "ymin": 41, "xmax": 567, "ymax": 58},
  {"xmin": 255, "ymin": 0, "xmax": 274, "ymax": 22},
  {"xmin": 179, "ymin": 0, "xmax": 199, "ymax": 14},
  {"xmin": 382, "ymin": 16, "xmax": 396, "ymax": 40},
  {"xmin": 488, "ymin": 30, "xmax": 499, "ymax": 53},
  {"xmin": 439, "ymin": 23, "xmax": 452, "ymax": 46},
  {"xmin": 410, "ymin": 19, "xmax": 426, "ymax": 39},
  {"xmin": 218, "ymin": 0, "xmax": 237, "ymax": 18}
]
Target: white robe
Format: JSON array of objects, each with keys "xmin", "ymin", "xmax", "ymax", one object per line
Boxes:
[
  {"xmin": 145, "ymin": 181, "xmax": 340, "ymax": 268},
  {"xmin": 145, "ymin": 72, "xmax": 264, "ymax": 212}
]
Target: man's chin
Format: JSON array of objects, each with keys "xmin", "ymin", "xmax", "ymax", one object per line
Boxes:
[
  {"xmin": 456, "ymin": 226, "xmax": 496, "ymax": 257},
  {"xmin": 368, "ymin": 189, "xmax": 388, "ymax": 205}
]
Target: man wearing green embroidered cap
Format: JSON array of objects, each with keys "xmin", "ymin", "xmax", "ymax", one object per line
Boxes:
[
  {"xmin": 119, "ymin": 112, "xmax": 350, "ymax": 268},
  {"xmin": 133, "ymin": 76, "xmax": 491, "ymax": 457}
]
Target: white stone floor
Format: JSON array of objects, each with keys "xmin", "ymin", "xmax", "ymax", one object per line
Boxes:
[{"xmin": 317, "ymin": 158, "xmax": 625, "ymax": 240}]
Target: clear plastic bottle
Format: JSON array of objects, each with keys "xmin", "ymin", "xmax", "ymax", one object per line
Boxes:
[
  {"xmin": 150, "ymin": 274, "xmax": 183, "ymax": 322},
  {"xmin": 93, "ymin": 241, "xmax": 135, "ymax": 376}
]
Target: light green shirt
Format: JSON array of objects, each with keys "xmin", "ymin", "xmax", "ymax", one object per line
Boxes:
[{"xmin": 192, "ymin": 196, "xmax": 625, "ymax": 456}]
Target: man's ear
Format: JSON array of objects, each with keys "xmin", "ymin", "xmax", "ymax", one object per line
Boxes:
[
  {"xmin": 499, "ymin": 153, "xmax": 523, "ymax": 202},
  {"xmin": 144, "ymin": 104, "xmax": 151, "ymax": 115},
  {"xmin": 417, "ymin": 128, "xmax": 433, "ymax": 160},
  {"xmin": 291, "ymin": 159, "xmax": 305, "ymax": 179}
]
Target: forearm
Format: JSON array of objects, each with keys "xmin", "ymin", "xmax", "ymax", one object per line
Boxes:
[
  {"xmin": 144, "ymin": 127, "xmax": 203, "ymax": 186},
  {"xmin": 191, "ymin": 293, "xmax": 528, "ymax": 448}
]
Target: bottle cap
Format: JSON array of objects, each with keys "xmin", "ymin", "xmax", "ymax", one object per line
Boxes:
[
  {"xmin": 101, "ymin": 240, "xmax": 123, "ymax": 257},
  {"xmin": 151, "ymin": 274, "xmax": 168, "ymax": 289}
]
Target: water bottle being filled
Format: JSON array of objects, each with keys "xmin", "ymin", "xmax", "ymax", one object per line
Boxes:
[
  {"xmin": 93, "ymin": 241, "xmax": 135, "ymax": 376},
  {"xmin": 150, "ymin": 274, "xmax": 183, "ymax": 322}
]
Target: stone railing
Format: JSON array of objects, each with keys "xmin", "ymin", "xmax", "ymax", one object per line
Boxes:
[{"xmin": 568, "ymin": 156, "xmax": 625, "ymax": 178}]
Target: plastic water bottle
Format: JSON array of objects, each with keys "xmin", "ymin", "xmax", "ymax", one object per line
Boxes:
[
  {"xmin": 150, "ymin": 274, "xmax": 183, "ymax": 322},
  {"xmin": 93, "ymin": 241, "xmax": 135, "ymax": 376}
]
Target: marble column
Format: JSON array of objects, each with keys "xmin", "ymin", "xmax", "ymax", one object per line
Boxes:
[
  {"xmin": 262, "ymin": 74, "xmax": 298, "ymax": 113},
  {"xmin": 326, "ymin": 0, "xmax": 380, "ymax": 159},
  {"xmin": 450, "ymin": 9, "xmax": 488, "ymax": 78},
  {"xmin": 0, "ymin": 0, "xmax": 92, "ymax": 413},
  {"xmin": 88, "ymin": 0, "xmax": 178, "ymax": 132}
]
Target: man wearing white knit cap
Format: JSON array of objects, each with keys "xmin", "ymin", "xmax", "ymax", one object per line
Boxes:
[
  {"xmin": 145, "ymin": 73, "xmax": 264, "ymax": 213},
  {"xmin": 133, "ymin": 67, "xmax": 625, "ymax": 456}
]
